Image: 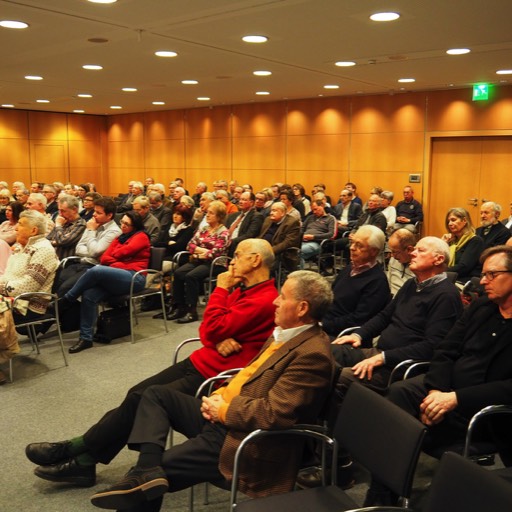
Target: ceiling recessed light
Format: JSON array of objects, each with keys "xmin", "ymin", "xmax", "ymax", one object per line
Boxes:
[
  {"xmin": 0, "ymin": 20, "xmax": 29, "ymax": 29},
  {"xmin": 496, "ymin": 69, "xmax": 512, "ymax": 75},
  {"xmin": 242, "ymin": 35, "xmax": 268, "ymax": 43},
  {"xmin": 73, "ymin": 110, "xmax": 85, "ymax": 113},
  {"xmin": 152, "ymin": 101, "xmax": 165, "ymax": 105},
  {"xmin": 2, "ymin": 104, "xmax": 15, "ymax": 108},
  {"xmin": 446, "ymin": 48, "xmax": 470, "ymax": 55},
  {"xmin": 110, "ymin": 105, "xmax": 122, "ymax": 109},
  {"xmin": 155, "ymin": 50, "xmax": 178, "ymax": 58},
  {"xmin": 77, "ymin": 93, "xmax": 92, "ymax": 98},
  {"xmin": 335, "ymin": 61, "xmax": 356, "ymax": 67},
  {"xmin": 181, "ymin": 80, "xmax": 198, "ymax": 85},
  {"xmin": 36, "ymin": 99, "xmax": 50, "ymax": 103},
  {"xmin": 253, "ymin": 70, "xmax": 272, "ymax": 76},
  {"xmin": 256, "ymin": 91, "xmax": 270, "ymax": 95},
  {"xmin": 370, "ymin": 12, "xmax": 400, "ymax": 22},
  {"xmin": 197, "ymin": 97, "xmax": 211, "ymax": 101},
  {"xmin": 398, "ymin": 78, "xmax": 415, "ymax": 83},
  {"xmin": 88, "ymin": 0, "xmax": 118, "ymax": 3},
  {"xmin": 25, "ymin": 75, "xmax": 43, "ymax": 80},
  {"xmin": 122, "ymin": 87, "xmax": 138, "ymax": 92},
  {"xmin": 324, "ymin": 84, "xmax": 340, "ymax": 89},
  {"xmin": 83, "ymin": 64, "xmax": 103, "ymax": 70}
]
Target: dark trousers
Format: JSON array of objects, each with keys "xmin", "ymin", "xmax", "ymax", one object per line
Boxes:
[
  {"xmin": 128, "ymin": 385, "xmax": 227, "ymax": 493},
  {"xmin": 83, "ymin": 358, "xmax": 205, "ymax": 464},
  {"xmin": 55, "ymin": 262, "xmax": 93, "ymax": 296},
  {"xmin": 173, "ymin": 262, "xmax": 211, "ymax": 307}
]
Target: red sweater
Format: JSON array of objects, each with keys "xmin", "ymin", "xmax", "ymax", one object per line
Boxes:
[
  {"xmin": 191, "ymin": 279, "xmax": 278, "ymax": 378},
  {"xmin": 100, "ymin": 231, "xmax": 150, "ymax": 271}
]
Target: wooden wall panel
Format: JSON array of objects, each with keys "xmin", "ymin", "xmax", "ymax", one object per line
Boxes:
[
  {"xmin": 186, "ymin": 138, "xmax": 231, "ymax": 169},
  {"xmin": 108, "ymin": 168, "xmax": 146, "ymax": 194},
  {"xmin": 352, "ymin": 93, "xmax": 426, "ymax": 133},
  {"xmin": 287, "ymin": 97, "xmax": 350, "ymax": 135},
  {"xmin": 145, "ymin": 140, "xmax": 185, "ymax": 170},
  {"xmin": 287, "ymin": 134, "xmax": 349, "ymax": 171},
  {"xmin": 232, "ymin": 102, "xmax": 287, "ymax": 137},
  {"xmin": 232, "ymin": 136, "xmax": 286, "ymax": 170},
  {"xmin": 0, "ymin": 139, "xmax": 30, "ymax": 168},
  {"xmin": 0, "ymin": 168, "xmax": 31, "ymax": 185},
  {"xmin": 68, "ymin": 140, "xmax": 102, "ymax": 167},
  {"xmin": 185, "ymin": 106, "xmax": 232, "ymax": 139},
  {"xmin": 0, "ymin": 109, "xmax": 29, "ymax": 138},
  {"xmin": 108, "ymin": 141, "xmax": 144, "ymax": 169},
  {"xmin": 107, "ymin": 114, "xmax": 144, "ymax": 141},
  {"xmin": 350, "ymin": 132, "xmax": 425, "ymax": 172},
  {"xmin": 67, "ymin": 115, "xmax": 104, "ymax": 141},
  {"xmin": 144, "ymin": 110, "xmax": 185, "ymax": 140},
  {"xmin": 186, "ymin": 169, "xmax": 232, "ymax": 190},
  {"xmin": 232, "ymin": 169, "xmax": 287, "ymax": 192},
  {"xmin": 28, "ymin": 112, "xmax": 68, "ymax": 140}
]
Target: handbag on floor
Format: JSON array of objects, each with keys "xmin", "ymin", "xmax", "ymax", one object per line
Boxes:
[{"xmin": 94, "ymin": 306, "xmax": 131, "ymax": 343}]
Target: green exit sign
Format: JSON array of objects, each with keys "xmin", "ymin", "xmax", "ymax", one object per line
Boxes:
[{"xmin": 473, "ymin": 84, "xmax": 489, "ymax": 101}]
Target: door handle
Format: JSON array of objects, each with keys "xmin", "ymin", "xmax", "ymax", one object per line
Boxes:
[{"xmin": 468, "ymin": 198, "xmax": 478, "ymax": 207}]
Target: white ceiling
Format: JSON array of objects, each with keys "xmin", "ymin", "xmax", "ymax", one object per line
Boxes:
[{"xmin": 1, "ymin": 0, "xmax": 512, "ymax": 115}]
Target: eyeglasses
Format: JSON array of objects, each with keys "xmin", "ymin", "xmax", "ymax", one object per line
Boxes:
[
  {"xmin": 233, "ymin": 252, "xmax": 257, "ymax": 260},
  {"xmin": 120, "ymin": 220, "xmax": 133, "ymax": 226},
  {"xmin": 480, "ymin": 270, "xmax": 512, "ymax": 281}
]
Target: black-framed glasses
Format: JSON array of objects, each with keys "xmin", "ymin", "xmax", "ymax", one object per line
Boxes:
[{"xmin": 480, "ymin": 270, "xmax": 512, "ymax": 281}]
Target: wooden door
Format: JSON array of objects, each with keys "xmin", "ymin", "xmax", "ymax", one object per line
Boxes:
[{"xmin": 427, "ymin": 137, "xmax": 512, "ymax": 238}]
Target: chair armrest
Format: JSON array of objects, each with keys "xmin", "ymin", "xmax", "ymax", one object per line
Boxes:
[
  {"xmin": 172, "ymin": 337, "xmax": 201, "ymax": 365},
  {"xmin": 195, "ymin": 369, "xmax": 243, "ymax": 398},
  {"xmin": 344, "ymin": 508, "xmax": 413, "ymax": 512},
  {"xmin": 464, "ymin": 404, "xmax": 512, "ymax": 457},
  {"xmin": 59, "ymin": 256, "xmax": 81, "ymax": 268},
  {"xmin": 230, "ymin": 427, "xmax": 338, "ymax": 510},
  {"xmin": 337, "ymin": 326, "xmax": 361, "ymax": 337}
]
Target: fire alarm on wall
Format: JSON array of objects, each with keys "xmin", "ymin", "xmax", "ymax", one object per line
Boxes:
[{"xmin": 409, "ymin": 174, "xmax": 421, "ymax": 183}]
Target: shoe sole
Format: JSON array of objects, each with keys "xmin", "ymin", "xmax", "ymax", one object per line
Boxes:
[
  {"xmin": 90, "ymin": 478, "xmax": 168, "ymax": 510},
  {"xmin": 34, "ymin": 467, "xmax": 96, "ymax": 488}
]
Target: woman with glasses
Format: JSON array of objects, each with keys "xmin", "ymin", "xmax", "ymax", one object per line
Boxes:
[
  {"xmin": 58, "ymin": 210, "xmax": 151, "ymax": 354},
  {"xmin": 80, "ymin": 192, "xmax": 102, "ymax": 222},
  {"xmin": 442, "ymin": 207, "xmax": 484, "ymax": 283},
  {"xmin": 0, "ymin": 201, "xmax": 24, "ymax": 245}
]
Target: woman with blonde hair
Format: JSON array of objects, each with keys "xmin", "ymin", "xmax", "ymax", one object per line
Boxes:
[{"xmin": 442, "ymin": 207, "xmax": 484, "ymax": 282}]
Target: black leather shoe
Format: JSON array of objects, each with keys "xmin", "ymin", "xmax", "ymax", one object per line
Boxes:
[
  {"xmin": 166, "ymin": 308, "xmax": 186, "ymax": 321},
  {"xmin": 91, "ymin": 465, "xmax": 168, "ymax": 510},
  {"xmin": 26, "ymin": 441, "xmax": 73, "ymax": 466},
  {"xmin": 34, "ymin": 458, "xmax": 96, "ymax": 487},
  {"xmin": 296, "ymin": 462, "xmax": 354, "ymax": 490},
  {"xmin": 176, "ymin": 311, "xmax": 198, "ymax": 324},
  {"xmin": 69, "ymin": 339, "xmax": 93, "ymax": 354}
]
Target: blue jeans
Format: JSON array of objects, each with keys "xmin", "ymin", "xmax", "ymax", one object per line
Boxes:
[
  {"xmin": 300, "ymin": 241, "xmax": 321, "ymax": 267},
  {"xmin": 65, "ymin": 266, "xmax": 146, "ymax": 342}
]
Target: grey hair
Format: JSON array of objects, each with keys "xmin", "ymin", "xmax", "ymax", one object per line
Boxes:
[
  {"xmin": 271, "ymin": 201, "xmax": 287, "ymax": 214},
  {"xmin": 29, "ymin": 193, "xmax": 47, "ymax": 208},
  {"xmin": 483, "ymin": 201, "xmax": 502, "ymax": 215},
  {"xmin": 354, "ymin": 225, "xmax": 386, "ymax": 252},
  {"xmin": 133, "ymin": 195, "xmax": 150, "ymax": 208},
  {"xmin": 381, "ymin": 190, "xmax": 394, "ymax": 202},
  {"xmin": 58, "ymin": 194, "xmax": 79, "ymax": 210},
  {"xmin": 20, "ymin": 210, "xmax": 47, "ymax": 235},
  {"xmin": 420, "ymin": 236, "xmax": 450, "ymax": 264},
  {"xmin": 201, "ymin": 192, "xmax": 215, "ymax": 201},
  {"xmin": 286, "ymin": 270, "xmax": 334, "ymax": 322}
]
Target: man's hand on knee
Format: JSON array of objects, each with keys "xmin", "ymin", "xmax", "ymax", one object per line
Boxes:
[
  {"xmin": 352, "ymin": 353, "xmax": 384, "ymax": 380},
  {"xmin": 332, "ymin": 334, "xmax": 361, "ymax": 347},
  {"xmin": 420, "ymin": 390, "xmax": 457, "ymax": 425}
]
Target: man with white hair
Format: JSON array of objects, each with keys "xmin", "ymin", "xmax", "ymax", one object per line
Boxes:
[
  {"xmin": 26, "ymin": 193, "xmax": 55, "ymax": 234},
  {"xmin": 476, "ymin": 201, "xmax": 511, "ymax": 249}
]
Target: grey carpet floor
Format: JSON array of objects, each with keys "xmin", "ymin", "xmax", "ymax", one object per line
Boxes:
[{"xmin": 0, "ymin": 306, "xmax": 499, "ymax": 512}]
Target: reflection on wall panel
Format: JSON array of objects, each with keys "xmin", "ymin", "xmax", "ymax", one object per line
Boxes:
[
  {"xmin": 287, "ymin": 134, "xmax": 349, "ymax": 171},
  {"xmin": 232, "ymin": 102, "xmax": 287, "ymax": 137},
  {"xmin": 287, "ymin": 97, "xmax": 350, "ymax": 135},
  {"xmin": 0, "ymin": 109, "xmax": 29, "ymax": 139},
  {"xmin": 68, "ymin": 140, "xmax": 102, "ymax": 168},
  {"xmin": 185, "ymin": 106, "xmax": 232, "ymax": 139},
  {"xmin": 67, "ymin": 115, "xmax": 105, "ymax": 141},
  {"xmin": 109, "ymin": 168, "xmax": 146, "ymax": 194},
  {"xmin": 28, "ymin": 112, "xmax": 68, "ymax": 140},
  {"xmin": 107, "ymin": 115, "xmax": 144, "ymax": 142},
  {"xmin": 186, "ymin": 138, "xmax": 231, "ymax": 169},
  {"xmin": 232, "ymin": 136, "xmax": 286, "ymax": 170},
  {"xmin": 145, "ymin": 110, "xmax": 185, "ymax": 140}
]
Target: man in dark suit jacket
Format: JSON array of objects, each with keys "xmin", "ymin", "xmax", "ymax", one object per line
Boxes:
[
  {"xmin": 387, "ymin": 245, "xmax": 512, "ymax": 457},
  {"xmin": 332, "ymin": 189, "xmax": 362, "ymax": 235},
  {"xmin": 476, "ymin": 201, "xmax": 511, "ymax": 249},
  {"xmin": 225, "ymin": 192, "xmax": 264, "ymax": 256},
  {"xmin": 88, "ymin": 271, "xmax": 335, "ymax": 510},
  {"xmin": 259, "ymin": 202, "xmax": 301, "ymax": 271}
]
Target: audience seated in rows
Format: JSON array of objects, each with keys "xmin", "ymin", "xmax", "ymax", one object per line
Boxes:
[
  {"xmin": 332, "ymin": 188, "xmax": 362, "ymax": 235},
  {"xmin": 300, "ymin": 200, "xmax": 336, "ymax": 266},
  {"xmin": 58, "ymin": 210, "xmax": 151, "ymax": 354},
  {"xmin": 132, "ymin": 196, "xmax": 160, "ymax": 245},
  {"xmin": 386, "ymin": 228, "xmax": 416, "ymax": 296}
]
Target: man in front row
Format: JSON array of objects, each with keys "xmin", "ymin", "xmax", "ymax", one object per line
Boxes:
[
  {"xmin": 366, "ymin": 245, "xmax": 512, "ymax": 505},
  {"xmin": 87, "ymin": 270, "xmax": 335, "ymax": 511},
  {"xmin": 26, "ymin": 239, "xmax": 279, "ymax": 488}
]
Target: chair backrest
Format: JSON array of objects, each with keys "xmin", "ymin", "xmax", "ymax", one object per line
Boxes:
[
  {"xmin": 335, "ymin": 383, "xmax": 426, "ymax": 500},
  {"xmin": 425, "ymin": 452, "xmax": 512, "ymax": 512},
  {"xmin": 148, "ymin": 246, "xmax": 167, "ymax": 271}
]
